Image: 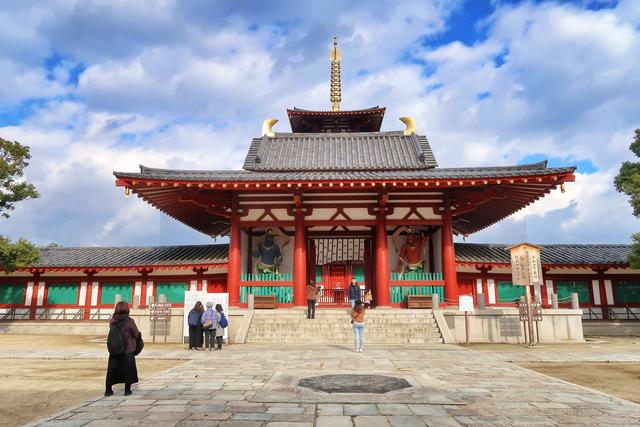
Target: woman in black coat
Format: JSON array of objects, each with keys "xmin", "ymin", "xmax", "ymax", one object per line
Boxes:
[
  {"xmin": 105, "ymin": 301, "xmax": 140, "ymax": 396},
  {"xmin": 187, "ymin": 301, "xmax": 204, "ymax": 350}
]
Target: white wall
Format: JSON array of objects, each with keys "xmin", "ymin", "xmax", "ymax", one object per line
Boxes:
[{"xmin": 443, "ymin": 308, "xmax": 584, "ymax": 343}]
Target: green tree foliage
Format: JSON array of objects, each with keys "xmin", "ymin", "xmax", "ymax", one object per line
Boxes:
[
  {"xmin": 0, "ymin": 236, "xmax": 40, "ymax": 273},
  {"xmin": 1, "ymin": 137, "xmax": 39, "ymax": 217},
  {"xmin": 629, "ymin": 233, "xmax": 640, "ymax": 268},
  {"xmin": 0, "ymin": 138, "xmax": 40, "ymax": 272},
  {"xmin": 614, "ymin": 129, "xmax": 640, "ymax": 268}
]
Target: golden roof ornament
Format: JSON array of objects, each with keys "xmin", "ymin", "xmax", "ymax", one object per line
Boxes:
[
  {"xmin": 399, "ymin": 116, "xmax": 416, "ymax": 136},
  {"xmin": 262, "ymin": 118, "xmax": 278, "ymax": 137},
  {"xmin": 330, "ymin": 36, "xmax": 342, "ymax": 112}
]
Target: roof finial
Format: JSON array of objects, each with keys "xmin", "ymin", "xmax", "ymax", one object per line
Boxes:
[{"xmin": 330, "ymin": 36, "xmax": 342, "ymax": 112}]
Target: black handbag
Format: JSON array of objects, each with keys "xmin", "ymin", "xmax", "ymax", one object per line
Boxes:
[{"xmin": 134, "ymin": 332, "xmax": 144, "ymax": 356}]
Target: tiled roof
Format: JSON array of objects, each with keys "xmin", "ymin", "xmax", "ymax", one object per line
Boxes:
[
  {"xmin": 32, "ymin": 245, "xmax": 228, "ymax": 268},
  {"xmin": 26, "ymin": 243, "xmax": 630, "ymax": 270},
  {"xmin": 116, "ymin": 161, "xmax": 574, "ymax": 182},
  {"xmin": 288, "ymin": 107, "xmax": 385, "ymax": 115},
  {"xmin": 455, "ymin": 243, "xmax": 631, "ymax": 266},
  {"xmin": 242, "ymin": 131, "xmax": 438, "ymax": 171}
]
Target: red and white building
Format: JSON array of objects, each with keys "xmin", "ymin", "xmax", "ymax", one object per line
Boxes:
[{"xmin": 1, "ymin": 42, "xmax": 639, "ymax": 322}]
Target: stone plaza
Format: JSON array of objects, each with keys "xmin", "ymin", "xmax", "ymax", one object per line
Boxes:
[{"xmin": 28, "ymin": 343, "xmax": 640, "ymax": 427}]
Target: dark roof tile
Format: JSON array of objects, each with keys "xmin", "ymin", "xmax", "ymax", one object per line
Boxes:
[
  {"xmin": 29, "ymin": 243, "xmax": 630, "ymax": 269},
  {"xmin": 242, "ymin": 131, "xmax": 438, "ymax": 171},
  {"xmin": 33, "ymin": 245, "xmax": 228, "ymax": 268},
  {"xmin": 455, "ymin": 243, "xmax": 631, "ymax": 266},
  {"xmin": 115, "ymin": 161, "xmax": 574, "ymax": 182}
]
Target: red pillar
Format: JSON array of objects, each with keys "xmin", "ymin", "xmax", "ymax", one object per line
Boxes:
[
  {"xmin": 595, "ymin": 269, "xmax": 609, "ymax": 320},
  {"xmin": 293, "ymin": 208, "xmax": 307, "ymax": 306},
  {"xmin": 29, "ymin": 271, "xmax": 41, "ymax": 320},
  {"xmin": 139, "ymin": 269, "xmax": 150, "ymax": 308},
  {"xmin": 375, "ymin": 207, "xmax": 391, "ymax": 307},
  {"xmin": 442, "ymin": 194, "xmax": 458, "ymax": 305},
  {"xmin": 227, "ymin": 198, "xmax": 241, "ymax": 307},
  {"xmin": 83, "ymin": 271, "xmax": 95, "ymax": 320}
]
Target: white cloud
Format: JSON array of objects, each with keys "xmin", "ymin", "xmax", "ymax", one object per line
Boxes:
[{"xmin": 1, "ymin": 0, "xmax": 639, "ymax": 246}]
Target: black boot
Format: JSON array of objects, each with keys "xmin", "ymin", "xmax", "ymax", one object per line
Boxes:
[
  {"xmin": 104, "ymin": 388, "xmax": 113, "ymax": 397},
  {"xmin": 124, "ymin": 385, "xmax": 132, "ymax": 396}
]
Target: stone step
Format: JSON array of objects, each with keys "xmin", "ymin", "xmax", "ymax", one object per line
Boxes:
[
  {"xmin": 245, "ymin": 309, "xmax": 442, "ymax": 344},
  {"xmin": 253, "ymin": 317, "xmax": 436, "ymax": 326},
  {"xmin": 247, "ymin": 332, "xmax": 441, "ymax": 336},
  {"xmin": 252, "ymin": 312, "xmax": 434, "ymax": 317},
  {"xmin": 247, "ymin": 327, "xmax": 440, "ymax": 333},
  {"xmin": 246, "ymin": 337, "xmax": 443, "ymax": 347}
]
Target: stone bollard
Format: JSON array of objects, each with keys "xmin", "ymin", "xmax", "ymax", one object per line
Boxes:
[
  {"xmin": 248, "ymin": 294, "xmax": 255, "ymax": 310},
  {"xmin": 132, "ymin": 294, "xmax": 139, "ymax": 309},
  {"xmin": 431, "ymin": 293, "xmax": 439, "ymax": 310},
  {"xmin": 158, "ymin": 294, "xmax": 167, "ymax": 303},
  {"xmin": 570, "ymin": 292, "xmax": 579, "ymax": 310},
  {"xmin": 551, "ymin": 293, "xmax": 559, "ymax": 309},
  {"xmin": 148, "ymin": 295, "xmax": 155, "ymax": 306},
  {"xmin": 477, "ymin": 293, "xmax": 486, "ymax": 310}
]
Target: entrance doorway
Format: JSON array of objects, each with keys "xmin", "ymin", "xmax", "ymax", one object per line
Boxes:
[
  {"xmin": 317, "ymin": 263, "xmax": 366, "ymax": 306},
  {"xmin": 313, "ymin": 238, "xmax": 370, "ymax": 306}
]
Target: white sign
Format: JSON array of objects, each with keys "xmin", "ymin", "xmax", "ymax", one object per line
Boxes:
[
  {"xmin": 459, "ymin": 295, "xmax": 475, "ymax": 312},
  {"xmin": 509, "ymin": 243, "xmax": 543, "ymax": 287},
  {"xmin": 183, "ymin": 291, "xmax": 229, "ymax": 342}
]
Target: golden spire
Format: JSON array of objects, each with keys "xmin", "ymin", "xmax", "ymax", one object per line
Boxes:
[{"xmin": 330, "ymin": 36, "xmax": 342, "ymax": 111}]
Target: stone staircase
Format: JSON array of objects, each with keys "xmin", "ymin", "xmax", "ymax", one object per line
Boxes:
[{"xmin": 245, "ymin": 309, "xmax": 443, "ymax": 344}]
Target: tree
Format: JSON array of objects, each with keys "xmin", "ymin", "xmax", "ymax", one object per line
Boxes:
[
  {"xmin": 0, "ymin": 138, "xmax": 40, "ymax": 273},
  {"xmin": 1, "ymin": 138, "xmax": 39, "ymax": 217},
  {"xmin": 614, "ymin": 129, "xmax": 640, "ymax": 268},
  {"xmin": 0, "ymin": 236, "xmax": 40, "ymax": 273}
]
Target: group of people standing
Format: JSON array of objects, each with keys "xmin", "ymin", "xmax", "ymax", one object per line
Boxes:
[
  {"xmin": 305, "ymin": 277, "xmax": 373, "ymax": 317},
  {"xmin": 306, "ymin": 277, "xmax": 369, "ymax": 352},
  {"xmin": 187, "ymin": 301, "xmax": 226, "ymax": 351}
]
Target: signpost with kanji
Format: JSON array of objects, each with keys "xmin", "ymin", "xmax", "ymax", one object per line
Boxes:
[
  {"xmin": 150, "ymin": 302, "xmax": 172, "ymax": 343},
  {"xmin": 509, "ymin": 243, "xmax": 544, "ymax": 346}
]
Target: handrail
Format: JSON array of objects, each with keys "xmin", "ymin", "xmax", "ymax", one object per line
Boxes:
[
  {"xmin": 317, "ymin": 288, "xmax": 352, "ymax": 305},
  {"xmin": 1, "ymin": 308, "xmax": 16, "ymax": 320}
]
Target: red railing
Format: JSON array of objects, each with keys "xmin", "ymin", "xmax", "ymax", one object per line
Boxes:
[{"xmin": 317, "ymin": 288, "xmax": 357, "ymax": 306}]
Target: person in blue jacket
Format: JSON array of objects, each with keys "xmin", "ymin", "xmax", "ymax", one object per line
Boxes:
[
  {"xmin": 201, "ymin": 301, "xmax": 216, "ymax": 351},
  {"xmin": 187, "ymin": 301, "xmax": 204, "ymax": 350}
]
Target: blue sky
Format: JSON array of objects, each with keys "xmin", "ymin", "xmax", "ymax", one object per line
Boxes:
[{"xmin": 1, "ymin": 0, "xmax": 638, "ymax": 246}]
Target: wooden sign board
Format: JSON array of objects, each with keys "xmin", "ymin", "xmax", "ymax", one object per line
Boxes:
[
  {"xmin": 149, "ymin": 302, "xmax": 172, "ymax": 321},
  {"xmin": 509, "ymin": 243, "xmax": 543, "ymax": 287}
]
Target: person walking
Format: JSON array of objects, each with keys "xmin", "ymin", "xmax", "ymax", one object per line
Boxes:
[
  {"xmin": 105, "ymin": 301, "xmax": 140, "ymax": 396},
  {"xmin": 351, "ymin": 299, "xmax": 366, "ymax": 352},
  {"xmin": 348, "ymin": 277, "xmax": 361, "ymax": 308},
  {"xmin": 214, "ymin": 304, "xmax": 226, "ymax": 350},
  {"xmin": 306, "ymin": 281, "xmax": 319, "ymax": 319},
  {"xmin": 187, "ymin": 301, "xmax": 204, "ymax": 350},
  {"xmin": 201, "ymin": 301, "xmax": 216, "ymax": 351}
]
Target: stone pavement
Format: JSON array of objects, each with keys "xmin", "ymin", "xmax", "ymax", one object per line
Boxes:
[
  {"xmin": 28, "ymin": 344, "xmax": 640, "ymax": 427},
  {"xmin": 471, "ymin": 338, "xmax": 640, "ymax": 363}
]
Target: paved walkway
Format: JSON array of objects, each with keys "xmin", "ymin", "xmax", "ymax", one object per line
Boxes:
[{"xmin": 28, "ymin": 344, "xmax": 640, "ymax": 427}]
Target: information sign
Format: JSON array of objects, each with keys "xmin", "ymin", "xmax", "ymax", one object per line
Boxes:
[
  {"xmin": 182, "ymin": 291, "xmax": 229, "ymax": 343},
  {"xmin": 509, "ymin": 243, "xmax": 543, "ymax": 287}
]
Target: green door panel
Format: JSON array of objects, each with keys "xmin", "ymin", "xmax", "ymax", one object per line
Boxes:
[
  {"xmin": 155, "ymin": 282, "xmax": 189, "ymax": 303},
  {"xmin": 614, "ymin": 280, "xmax": 640, "ymax": 304},
  {"xmin": 497, "ymin": 280, "xmax": 526, "ymax": 303},
  {"xmin": 0, "ymin": 284, "xmax": 25, "ymax": 305},
  {"xmin": 100, "ymin": 283, "xmax": 133, "ymax": 305},
  {"xmin": 556, "ymin": 281, "xmax": 591, "ymax": 304},
  {"xmin": 46, "ymin": 284, "xmax": 79, "ymax": 305}
]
